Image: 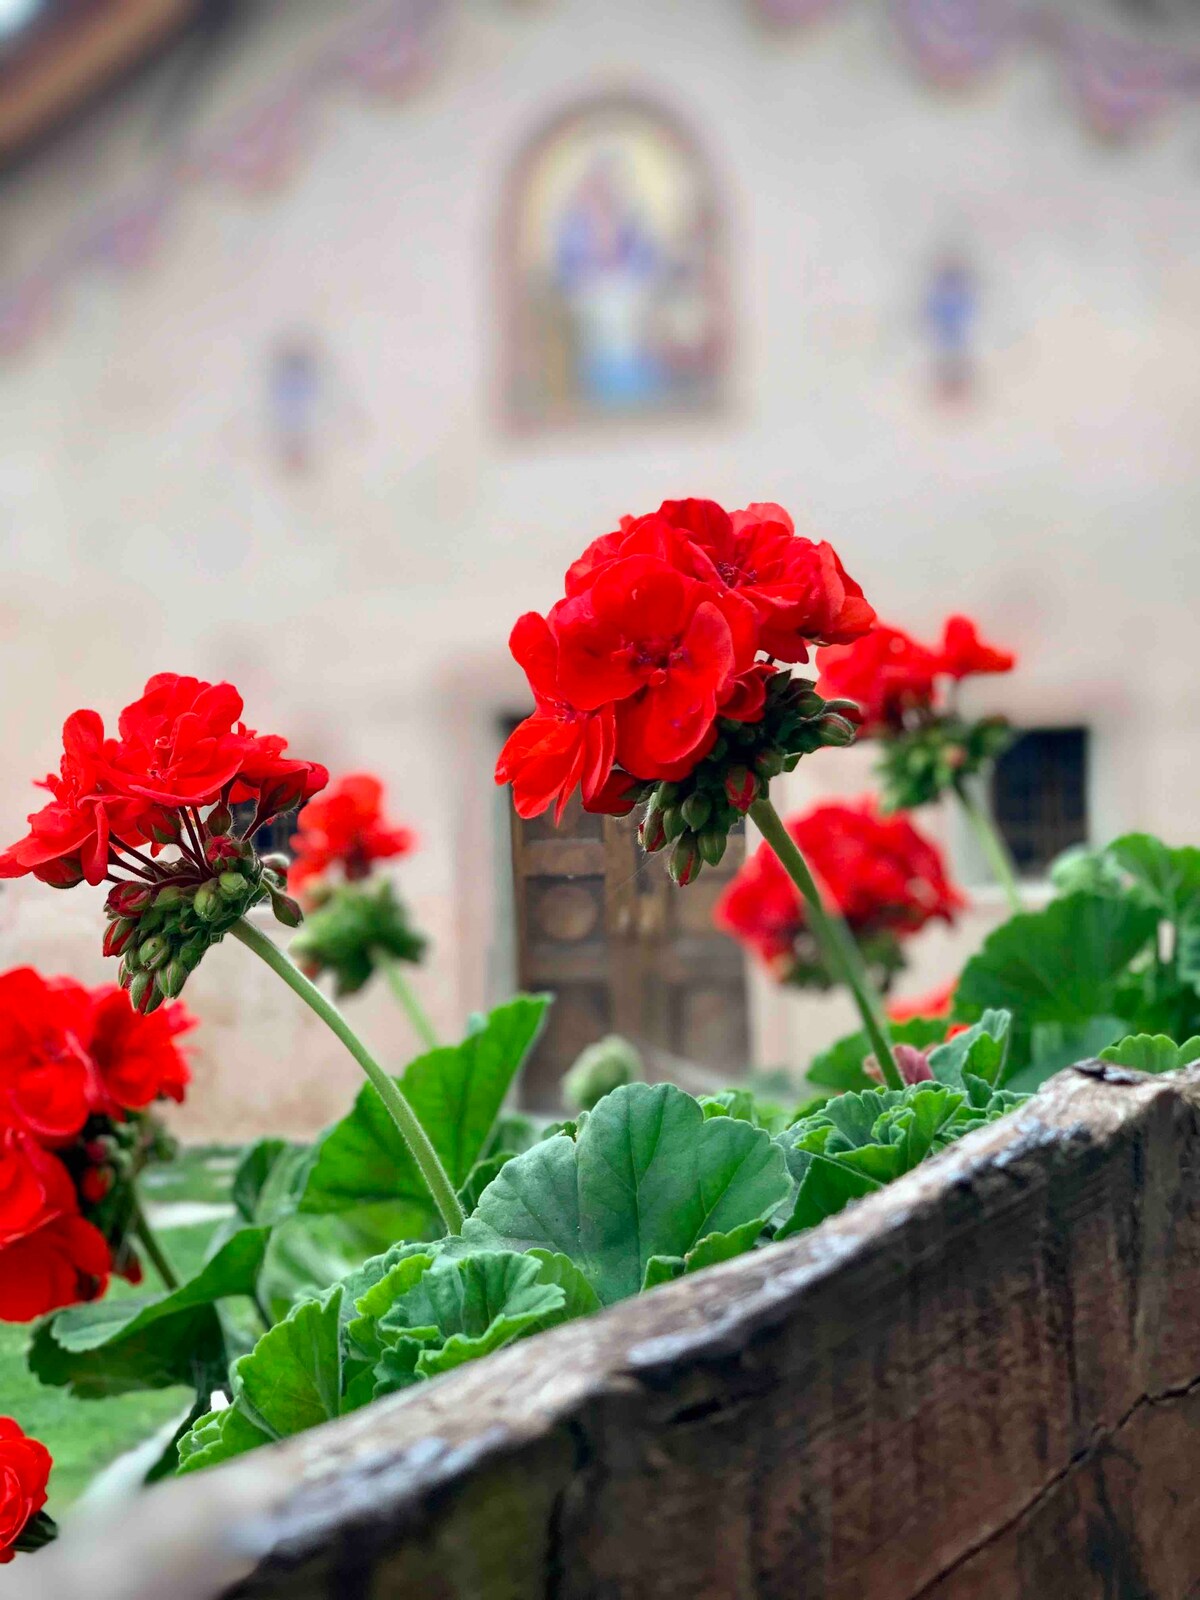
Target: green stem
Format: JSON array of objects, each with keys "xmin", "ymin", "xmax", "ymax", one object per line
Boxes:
[
  {"xmin": 749, "ymin": 797, "xmax": 902, "ymax": 1091},
  {"xmin": 383, "ymin": 960, "xmax": 439, "ymax": 1052},
  {"xmin": 131, "ymin": 1194, "xmax": 179, "ymax": 1292},
  {"xmin": 231, "ymin": 919, "xmax": 465, "ymax": 1235},
  {"xmin": 954, "ymin": 780, "xmax": 1022, "ymax": 916}
]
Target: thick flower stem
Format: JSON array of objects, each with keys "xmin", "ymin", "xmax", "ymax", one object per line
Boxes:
[
  {"xmin": 749, "ymin": 797, "xmax": 902, "ymax": 1091},
  {"xmin": 954, "ymin": 779, "xmax": 1022, "ymax": 916},
  {"xmin": 131, "ymin": 1194, "xmax": 179, "ymax": 1292},
  {"xmin": 383, "ymin": 960, "xmax": 439, "ymax": 1052},
  {"xmin": 231, "ymin": 918, "xmax": 465, "ymax": 1235}
]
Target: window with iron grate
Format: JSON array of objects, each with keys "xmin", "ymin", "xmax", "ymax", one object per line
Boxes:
[{"xmin": 990, "ymin": 727, "xmax": 1089, "ymax": 878}]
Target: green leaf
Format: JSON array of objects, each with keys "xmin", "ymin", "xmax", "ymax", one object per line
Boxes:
[
  {"xmin": 927, "ymin": 1010, "xmax": 1011, "ymax": 1093},
  {"xmin": 457, "ymin": 1151, "xmax": 516, "ymax": 1216},
  {"xmin": 1107, "ymin": 834, "xmax": 1200, "ymax": 925},
  {"xmin": 462, "ymin": 1082, "xmax": 790, "ymax": 1305},
  {"xmin": 386, "ymin": 1254, "xmax": 564, "ymax": 1381},
  {"xmin": 955, "ymin": 892, "xmax": 1159, "ymax": 1027},
  {"xmin": 176, "ymin": 1403, "xmax": 270, "ymax": 1477},
  {"xmin": 774, "ymin": 1081, "xmax": 1023, "ymax": 1239},
  {"xmin": 31, "ymin": 1227, "xmax": 271, "ymax": 1397},
  {"xmin": 235, "ymin": 1287, "xmax": 343, "ymax": 1440},
  {"xmin": 298, "ymin": 995, "xmax": 550, "ymax": 1229},
  {"xmin": 527, "ymin": 1251, "xmax": 603, "ymax": 1324},
  {"xmin": 641, "ymin": 1215, "xmax": 768, "ymax": 1291},
  {"xmin": 232, "ymin": 1139, "xmax": 312, "ymax": 1226},
  {"xmin": 806, "ymin": 1017, "xmax": 946, "ymax": 1093},
  {"xmin": 1098, "ymin": 1034, "xmax": 1200, "ymax": 1074},
  {"xmin": 346, "ymin": 1253, "xmax": 436, "ymax": 1363}
]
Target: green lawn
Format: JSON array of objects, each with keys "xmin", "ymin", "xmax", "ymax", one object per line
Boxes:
[{"xmin": 0, "ymin": 1146, "xmax": 240, "ymax": 1517}]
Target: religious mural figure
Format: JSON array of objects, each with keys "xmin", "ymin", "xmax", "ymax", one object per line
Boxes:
[{"xmin": 503, "ymin": 97, "xmax": 726, "ymax": 428}]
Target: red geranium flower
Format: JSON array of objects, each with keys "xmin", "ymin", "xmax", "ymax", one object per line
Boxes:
[
  {"xmin": 495, "ymin": 612, "xmax": 616, "ymax": 822},
  {"xmin": 0, "ymin": 1419, "xmax": 52, "ymax": 1563},
  {"xmin": 816, "ymin": 626, "xmax": 943, "ymax": 734},
  {"xmin": 0, "ymin": 1124, "xmax": 74, "ymax": 1248},
  {"xmin": 939, "ymin": 615, "xmax": 1016, "ymax": 680},
  {"xmin": 554, "ymin": 554, "xmax": 758, "ymax": 777},
  {"xmin": 714, "ymin": 798, "xmax": 964, "ymax": 974},
  {"xmin": 0, "ymin": 711, "xmax": 152, "ymax": 888},
  {"xmin": 86, "ymin": 987, "xmax": 194, "ymax": 1116},
  {"xmin": 887, "ymin": 979, "xmax": 957, "ymax": 1024},
  {"xmin": 289, "ymin": 772, "xmax": 417, "ymax": 891},
  {"xmin": 659, "ymin": 498, "xmax": 877, "ymax": 661},
  {"xmin": 229, "ymin": 731, "xmax": 329, "ymax": 831},
  {"xmin": 0, "ymin": 1209, "xmax": 110, "ymax": 1323},
  {"xmin": 0, "ymin": 970, "xmax": 94, "ymax": 1143},
  {"xmin": 110, "ymin": 674, "xmax": 249, "ymax": 806},
  {"xmin": 498, "ymin": 496, "xmax": 876, "ymax": 824}
]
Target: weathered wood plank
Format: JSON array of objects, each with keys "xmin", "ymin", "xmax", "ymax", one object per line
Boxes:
[{"xmin": 13, "ymin": 1062, "xmax": 1200, "ymax": 1600}]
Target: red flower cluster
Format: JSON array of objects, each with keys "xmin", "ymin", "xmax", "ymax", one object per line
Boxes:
[
  {"xmin": 0, "ymin": 967, "xmax": 193, "ymax": 1322},
  {"xmin": 289, "ymin": 773, "xmax": 416, "ymax": 893},
  {"xmin": 817, "ymin": 616, "xmax": 1014, "ymax": 734},
  {"xmin": 0, "ymin": 1419, "xmax": 51, "ymax": 1563},
  {"xmin": 0, "ymin": 673, "xmax": 327, "ymax": 890},
  {"xmin": 497, "ymin": 498, "xmax": 876, "ymax": 821},
  {"xmin": 713, "ymin": 798, "xmax": 965, "ymax": 976}
]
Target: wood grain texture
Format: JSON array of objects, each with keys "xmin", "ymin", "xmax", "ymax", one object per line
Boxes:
[{"xmin": 23, "ymin": 1063, "xmax": 1200, "ymax": 1600}]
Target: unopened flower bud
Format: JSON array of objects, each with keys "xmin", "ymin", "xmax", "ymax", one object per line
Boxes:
[
  {"xmin": 680, "ymin": 792, "xmax": 712, "ymax": 831},
  {"xmin": 259, "ymin": 853, "xmax": 290, "ymax": 876},
  {"xmin": 818, "ymin": 714, "xmax": 857, "ymax": 748},
  {"xmin": 84, "ymin": 1137, "xmax": 116, "ymax": 1165},
  {"xmin": 103, "ymin": 917, "xmax": 137, "ymax": 958},
  {"xmin": 218, "ymin": 870, "xmax": 247, "ymax": 899},
  {"xmin": 107, "ymin": 883, "xmax": 153, "ymax": 918},
  {"xmin": 268, "ymin": 886, "xmax": 303, "ymax": 928},
  {"xmin": 137, "ymin": 936, "xmax": 168, "ymax": 971},
  {"xmin": 158, "ymin": 959, "xmax": 189, "ymax": 999},
  {"xmin": 724, "ymin": 766, "xmax": 757, "ymax": 813},
  {"xmin": 661, "ymin": 806, "xmax": 687, "ymax": 843},
  {"xmin": 668, "ymin": 833, "xmax": 702, "ymax": 887},
  {"xmin": 128, "ymin": 972, "xmax": 154, "ymax": 1012},
  {"xmin": 639, "ymin": 810, "xmax": 667, "ymax": 853},
  {"xmin": 80, "ymin": 1167, "xmax": 111, "ymax": 1204},
  {"xmin": 754, "ymin": 749, "xmax": 786, "ymax": 780},
  {"xmin": 179, "ymin": 936, "xmax": 208, "ymax": 973},
  {"xmin": 206, "ymin": 802, "xmax": 233, "ymax": 837},
  {"xmin": 193, "ymin": 884, "xmax": 222, "ymax": 922},
  {"xmin": 153, "ymin": 885, "xmax": 185, "ymax": 909},
  {"xmin": 696, "ymin": 827, "xmax": 728, "ymax": 867},
  {"xmin": 205, "ymin": 836, "xmax": 243, "ymax": 870}
]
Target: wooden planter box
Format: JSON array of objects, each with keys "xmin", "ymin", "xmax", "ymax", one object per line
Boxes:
[{"xmin": 20, "ymin": 1062, "xmax": 1200, "ymax": 1600}]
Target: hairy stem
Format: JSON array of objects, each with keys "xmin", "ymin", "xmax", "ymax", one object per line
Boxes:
[
  {"xmin": 131, "ymin": 1194, "xmax": 179, "ymax": 1292},
  {"xmin": 749, "ymin": 797, "xmax": 902, "ymax": 1091},
  {"xmin": 954, "ymin": 779, "xmax": 1021, "ymax": 916},
  {"xmin": 383, "ymin": 961, "xmax": 439, "ymax": 1052},
  {"xmin": 231, "ymin": 918, "xmax": 464, "ymax": 1234}
]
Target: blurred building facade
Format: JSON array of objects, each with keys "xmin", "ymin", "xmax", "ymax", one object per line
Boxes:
[{"xmin": 1, "ymin": 0, "xmax": 1199, "ymax": 1136}]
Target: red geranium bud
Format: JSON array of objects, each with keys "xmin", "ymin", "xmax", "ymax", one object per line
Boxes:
[
  {"xmin": 80, "ymin": 1167, "xmax": 111, "ymax": 1204},
  {"xmin": 102, "ymin": 917, "xmax": 137, "ymax": 958},
  {"xmin": 204, "ymin": 835, "xmax": 242, "ymax": 870},
  {"xmin": 724, "ymin": 766, "xmax": 757, "ymax": 813},
  {"xmin": 268, "ymin": 886, "xmax": 304, "ymax": 928},
  {"xmin": 128, "ymin": 973, "xmax": 154, "ymax": 1013},
  {"xmin": 119, "ymin": 1252, "xmax": 144, "ymax": 1287},
  {"xmin": 639, "ymin": 810, "xmax": 668, "ymax": 853},
  {"xmin": 106, "ymin": 883, "xmax": 153, "ymax": 918},
  {"xmin": 668, "ymin": 834, "xmax": 702, "ymax": 887}
]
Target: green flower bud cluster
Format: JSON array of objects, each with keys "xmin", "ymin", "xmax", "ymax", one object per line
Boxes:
[
  {"xmin": 289, "ymin": 878, "xmax": 427, "ymax": 997},
  {"xmin": 103, "ymin": 844, "xmax": 302, "ymax": 1013},
  {"xmin": 633, "ymin": 673, "xmax": 860, "ymax": 885},
  {"xmin": 875, "ymin": 715, "xmax": 1014, "ymax": 811},
  {"xmin": 562, "ymin": 1034, "xmax": 643, "ymax": 1113}
]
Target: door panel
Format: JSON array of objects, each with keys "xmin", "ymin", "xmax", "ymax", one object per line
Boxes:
[{"xmin": 508, "ymin": 785, "xmax": 750, "ymax": 1108}]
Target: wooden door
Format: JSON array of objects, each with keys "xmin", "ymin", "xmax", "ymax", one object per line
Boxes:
[{"xmin": 508, "ymin": 791, "xmax": 749, "ymax": 1108}]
